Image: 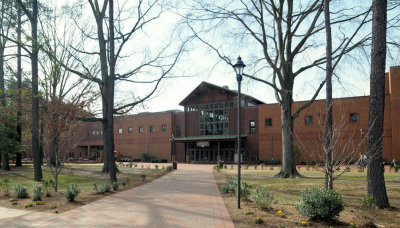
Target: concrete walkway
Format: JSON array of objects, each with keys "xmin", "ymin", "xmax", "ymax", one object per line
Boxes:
[{"xmin": 0, "ymin": 164, "xmax": 234, "ymax": 228}]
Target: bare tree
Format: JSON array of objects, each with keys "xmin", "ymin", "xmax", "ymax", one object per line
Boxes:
[
  {"xmin": 323, "ymin": 0, "xmax": 334, "ymax": 190},
  {"xmin": 185, "ymin": 0, "xmax": 371, "ymax": 177},
  {"xmin": 43, "ymin": 0, "xmax": 187, "ymax": 183},
  {"xmin": 367, "ymin": 0, "xmax": 390, "ymax": 209}
]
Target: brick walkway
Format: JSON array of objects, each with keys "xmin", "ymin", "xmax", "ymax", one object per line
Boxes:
[{"xmin": 0, "ymin": 164, "xmax": 234, "ymax": 228}]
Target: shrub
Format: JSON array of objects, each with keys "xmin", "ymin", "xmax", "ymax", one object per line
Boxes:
[
  {"xmin": 155, "ymin": 165, "xmax": 159, "ymax": 169},
  {"xmin": 230, "ymin": 165, "xmax": 233, "ymax": 170},
  {"xmin": 222, "ymin": 186, "xmax": 229, "ymax": 193},
  {"xmin": 223, "ymin": 164, "xmax": 227, "ymax": 169},
  {"xmin": 42, "ymin": 179, "xmax": 54, "ymax": 197},
  {"xmin": 213, "ymin": 165, "xmax": 222, "ymax": 172},
  {"xmin": 254, "ymin": 165, "xmax": 258, "ymax": 170},
  {"xmin": 235, "ymin": 181, "xmax": 252, "ymax": 199},
  {"xmin": 100, "ymin": 182, "xmax": 111, "ymax": 193},
  {"xmin": 111, "ymin": 182, "xmax": 119, "ymax": 191},
  {"xmin": 250, "ymin": 186, "xmax": 274, "ymax": 209},
  {"xmin": 13, "ymin": 184, "xmax": 29, "ymax": 198},
  {"xmin": 244, "ymin": 164, "xmax": 249, "ymax": 170},
  {"xmin": 32, "ymin": 185, "xmax": 44, "ymax": 201},
  {"xmin": 93, "ymin": 183, "xmax": 99, "ymax": 194},
  {"xmin": 295, "ymin": 187, "xmax": 344, "ymax": 221},
  {"xmin": 260, "ymin": 163, "xmax": 265, "ymax": 170},
  {"xmin": 269, "ymin": 166, "xmax": 274, "ymax": 170},
  {"xmin": 141, "ymin": 174, "xmax": 146, "ymax": 182},
  {"xmin": 140, "ymin": 152, "xmax": 156, "ymax": 162},
  {"xmin": 245, "ymin": 210, "xmax": 253, "ymax": 215},
  {"xmin": 0, "ymin": 179, "xmax": 11, "ymax": 196},
  {"xmin": 166, "ymin": 165, "xmax": 173, "ymax": 171},
  {"xmin": 394, "ymin": 165, "xmax": 399, "ymax": 172},
  {"xmin": 64, "ymin": 184, "xmax": 80, "ymax": 201},
  {"xmin": 361, "ymin": 195, "xmax": 375, "ymax": 209},
  {"xmin": 225, "ymin": 176, "xmax": 237, "ymax": 193}
]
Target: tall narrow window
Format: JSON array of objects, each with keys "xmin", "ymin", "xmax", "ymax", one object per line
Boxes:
[
  {"xmin": 139, "ymin": 126, "xmax": 144, "ymax": 133},
  {"xmin": 305, "ymin": 116, "xmax": 313, "ymax": 125},
  {"xmin": 72, "ymin": 131, "xmax": 77, "ymax": 136},
  {"xmin": 128, "ymin": 127, "xmax": 133, "ymax": 134},
  {"xmin": 162, "ymin": 125, "xmax": 167, "ymax": 132},
  {"xmin": 150, "ymin": 126, "xmax": 155, "ymax": 133},
  {"xmin": 118, "ymin": 128, "xmax": 123, "ymax": 134},
  {"xmin": 350, "ymin": 113, "xmax": 359, "ymax": 123},
  {"xmin": 265, "ymin": 118, "xmax": 272, "ymax": 127},
  {"xmin": 176, "ymin": 125, "xmax": 181, "ymax": 137},
  {"xmin": 249, "ymin": 120, "xmax": 256, "ymax": 134}
]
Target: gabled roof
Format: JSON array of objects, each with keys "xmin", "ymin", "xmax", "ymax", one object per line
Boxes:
[{"xmin": 179, "ymin": 81, "xmax": 265, "ymax": 106}]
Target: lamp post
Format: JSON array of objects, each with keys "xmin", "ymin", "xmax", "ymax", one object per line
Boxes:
[
  {"xmin": 360, "ymin": 128, "xmax": 364, "ymax": 155},
  {"xmin": 171, "ymin": 134, "xmax": 175, "ymax": 161},
  {"xmin": 233, "ymin": 56, "xmax": 245, "ymax": 209}
]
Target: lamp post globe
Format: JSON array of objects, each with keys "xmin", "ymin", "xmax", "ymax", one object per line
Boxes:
[{"xmin": 233, "ymin": 56, "xmax": 245, "ymax": 209}]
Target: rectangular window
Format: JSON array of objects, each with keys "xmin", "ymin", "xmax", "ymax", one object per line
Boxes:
[
  {"xmin": 150, "ymin": 126, "xmax": 155, "ymax": 133},
  {"xmin": 72, "ymin": 131, "xmax": 77, "ymax": 136},
  {"xmin": 350, "ymin": 113, "xmax": 359, "ymax": 123},
  {"xmin": 88, "ymin": 131, "xmax": 91, "ymax": 136},
  {"xmin": 305, "ymin": 116, "xmax": 313, "ymax": 125},
  {"xmin": 162, "ymin": 125, "xmax": 167, "ymax": 132},
  {"xmin": 96, "ymin": 131, "xmax": 100, "ymax": 135},
  {"xmin": 265, "ymin": 118, "xmax": 272, "ymax": 127},
  {"xmin": 128, "ymin": 127, "xmax": 133, "ymax": 134},
  {"xmin": 118, "ymin": 128, "xmax": 123, "ymax": 134},
  {"xmin": 249, "ymin": 120, "xmax": 256, "ymax": 134},
  {"xmin": 176, "ymin": 125, "xmax": 181, "ymax": 137},
  {"xmin": 100, "ymin": 130, "xmax": 103, "ymax": 135},
  {"xmin": 139, "ymin": 126, "xmax": 144, "ymax": 133}
]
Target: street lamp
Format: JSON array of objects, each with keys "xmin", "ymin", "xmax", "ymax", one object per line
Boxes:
[
  {"xmin": 233, "ymin": 56, "xmax": 245, "ymax": 209},
  {"xmin": 360, "ymin": 128, "xmax": 364, "ymax": 155}
]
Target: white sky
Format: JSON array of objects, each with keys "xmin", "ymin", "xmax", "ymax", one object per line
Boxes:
[{"xmin": 9, "ymin": 0, "xmax": 398, "ymax": 115}]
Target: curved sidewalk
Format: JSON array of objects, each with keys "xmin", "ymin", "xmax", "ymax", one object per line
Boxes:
[{"xmin": 0, "ymin": 164, "xmax": 234, "ymax": 228}]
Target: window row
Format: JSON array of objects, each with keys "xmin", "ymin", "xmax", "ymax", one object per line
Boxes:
[
  {"xmin": 87, "ymin": 130, "xmax": 103, "ymax": 136},
  {"xmin": 303, "ymin": 113, "xmax": 359, "ymax": 126},
  {"xmin": 118, "ymin": 124, "xmax": 167, "ymax": 134},
  {"xmin": 186, "ymin": 101, "xmax": 246, "ymax": 112}
]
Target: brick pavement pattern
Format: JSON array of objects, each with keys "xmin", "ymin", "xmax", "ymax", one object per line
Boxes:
[{"xmin": 0, "ymin": 164, "xmax": 234, "ymax": 228}]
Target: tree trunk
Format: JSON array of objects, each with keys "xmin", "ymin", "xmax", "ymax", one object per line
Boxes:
[
  {"xmin": 367, "ymin": 0, "xmax": 389, "ymax": 209},
  {"xmin": 276, "ymin": 93, "xmax": 300, "ymax": 178},
  {"xmin": 31, "ymin": 0, "xmax": 42, "ymax": 181},
  {"xmin": 324, "ymin": 0, "xmax": 333, "ymax": 190},
  {"xmin": 107, "ymin": 0, "xmax": 117, "ymax": 183},
  {"xmin": 15, "ymin": 4, "xmax": 22, "ymax": 167},
  {"xmin": 0, "ymin": 45, "xmax": 10, "ymax": 171}
]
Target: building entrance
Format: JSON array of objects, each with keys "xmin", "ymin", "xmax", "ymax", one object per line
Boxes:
[{"xmin": 189, "ymin": 141, "xmax": 235, "ymax": 164}]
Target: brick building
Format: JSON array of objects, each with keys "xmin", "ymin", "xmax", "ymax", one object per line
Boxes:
[{"xmin": 72, "ymin": 66, "xmax": 400, "ymax": 164}]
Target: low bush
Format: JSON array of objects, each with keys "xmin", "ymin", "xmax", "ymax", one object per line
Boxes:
[
  {"xmin": 166, "ymin": 165, "xmax": 173, "ymax": 171},
  {"xmin": 64, "ymin": 184, "xmax": 80, "ymax": 201},
  {"xmin": 42, "ymin": 179, "xmax": 54, "ymax": 197},
  {"xmin": 111, "ymin": 182, "xmax": 119, "ymax": 191},
  {"xmin": 140, "ymin": 152, "xmax": 156, "ymax": 162},
  {"xmin": 99, "ymin": 182, "xmax": 111, "ymax": 193},
  {"xmin": 32, "ymin": 185, "xmax": 44, "ymax": 201},
  {"xmin": 361, "ymin": 195, "xmax": 375, "ymax": 209},
  {"xmin": 235, "ymin": 181, "xmax": 252, "ymax": 199},
  {"xmin": 13, "ymin": 184, "xmax": 29, "ymax": 199},
  {"xmin": 250, "ymin": 186, "xmax": 274, "ymax": 209},
  {"xmin": 295, "ymin": 187, "xmax": 344, "ymax": 221},
  {"xmin": 224, "ymin": 176, "xmax": 237, "ymax": 193},
  {"xmin": 213, "ymin": 165, "xmax": 222, "ymax": 172}
]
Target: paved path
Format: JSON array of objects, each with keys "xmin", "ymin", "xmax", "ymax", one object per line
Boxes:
[{"xmin": 0, "ymin": 164, "xmax": 234, "ymax": 228}]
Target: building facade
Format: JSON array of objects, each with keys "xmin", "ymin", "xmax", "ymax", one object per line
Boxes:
[{"xmin": 72, "ymin": 66, "xmax": 400, "ymax": 164}]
